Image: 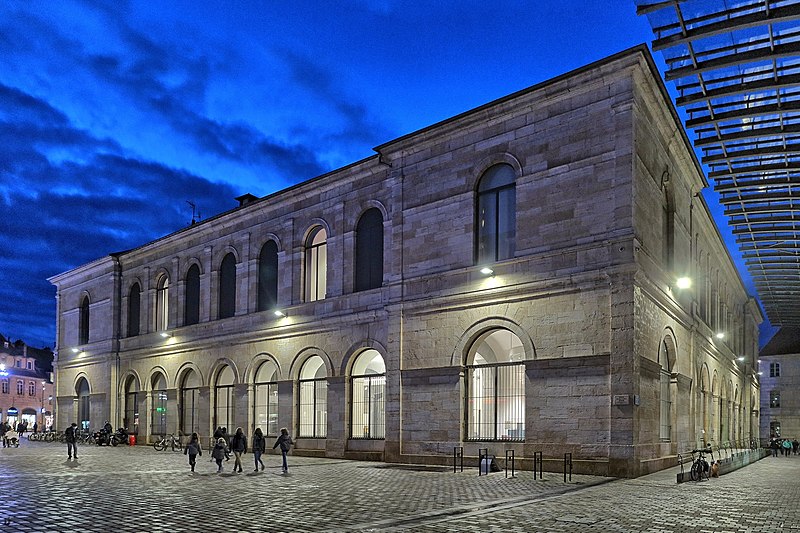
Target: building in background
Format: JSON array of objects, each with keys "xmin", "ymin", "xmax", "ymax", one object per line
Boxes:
[
  {"xmin": 49, "ymin": 46, "xmax": 761, "ymax": 477},
  {"xmin": 0, "ymin": 335, "xmax": 54, "ymax": 431},
  {"xmin": 759, "ymin": 328, "xmax": 800, "ymax": 444}
]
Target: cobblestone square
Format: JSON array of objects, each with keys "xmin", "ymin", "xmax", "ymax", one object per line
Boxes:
[{"xmin": 1, "ymin": 442, "xmax": 797, "ymax": 532}]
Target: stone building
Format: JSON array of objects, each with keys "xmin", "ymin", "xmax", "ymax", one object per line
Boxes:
[
  {"xmin": 758, "ymin": 328, "xmax": 800, "ymax": 444},
  {"xmin": 48, "ymin": 45, "xmax": 761, "ymax": 478},
  {"xmin": 0, "ymin": 336, "xmax": 54, "ymax": 431}
]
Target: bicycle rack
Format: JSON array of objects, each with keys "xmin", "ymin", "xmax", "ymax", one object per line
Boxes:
[
  {"xmin": 505, "ymin": 450, "xmax": 515, "ymax": 478},
  {"xmin": 453, "ymin": 446, "xmax": 463, "ymax": 473},
  {"xmin": 533, "ymin": 451, "xmax": 543, "ymax": 480}
]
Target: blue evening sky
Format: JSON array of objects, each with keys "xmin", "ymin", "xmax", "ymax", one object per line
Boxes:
[{"xmin": 0, "ymin": 1, "xmax": 769, "ymax": 348}]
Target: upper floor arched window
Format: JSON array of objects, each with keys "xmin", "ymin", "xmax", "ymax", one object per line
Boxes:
[
  {"xmin": 355, "ymin": 209, "xmax": 384, "ymax": 292},
  {"xmin": 184, "ymin": 264, "xmax": 201, "ymax": 326},
  {"xmin": 218, "ymin": 253, "xmax": 237, "ymax": 319},
  {"xmin": 127, "ymin": 283, "xmax": 141, "ymax": 337},
  {"xmin": 305, "ymin": 227, "xmax": 327, "ymax": 302},
  {"xmin": 154, "ymin": 275, "xmax": 169, "ymax": 331},
  {"xmin": 476, "ymin": 164, "xmax": 516, "ymax": 264},
  {"xmin": 79, "ymin": 295, "xmax": 90, "ymax": 345},
  {"xmin": 257, "ymin": 241, "xmax": 279, "ymax": 312}
]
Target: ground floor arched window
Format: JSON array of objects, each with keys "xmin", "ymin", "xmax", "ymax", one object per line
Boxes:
[
  {"xmin": 254, "ymin": 360, "xmax": 279, "ymax": 437},
  {"xmin": 123, "ymin": 376, "xmax": 140, "ymax": 435},
  {"xmin": 77, "ymin": 377, "xmax": 91, "ymax": 430},
  {"xmin": 151, "ymin": 373, "xmax": 167, "ymax": 437},
  {"xmin": 215, "ymin": 366, "xmax": 235, "ymax": 431},
  {"xmin": 350, "ymin": 349, "xmax": 385, "ymax": 439},
  {"xmin": 180, "ymin": 370, "xmax": 200, "ymax": 436},
  {"xmin": 465, "ymin": 329, "xmax": 526, "ymax": 441},
  {"xmin": 298, "ymin": 356, "xmax": 327, "ymax": 438}
]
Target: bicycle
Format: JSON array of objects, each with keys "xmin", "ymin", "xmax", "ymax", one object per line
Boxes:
[
  {"xmin": 689, "ymin": 448, "xmax": 713, "ymax": 481},
  {"xmin": 153, "ymin": 433, "xmax": 182, "ymax": 452}
]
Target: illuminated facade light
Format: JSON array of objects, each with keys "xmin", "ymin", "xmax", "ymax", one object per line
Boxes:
[
  {"xmin": 675, "ymin": 277, "xmax": 691, "ymax": 289},
  {"xmin": 480, "ymin": 267, "xmax": 494, "ymax": 276}
]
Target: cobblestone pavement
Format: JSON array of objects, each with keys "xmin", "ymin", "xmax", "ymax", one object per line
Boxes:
[{"xmin": 0, "ymin": 441, "xmax": 796, "ymax": 532}]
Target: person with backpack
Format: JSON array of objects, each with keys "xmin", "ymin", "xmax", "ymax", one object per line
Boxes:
[
  {"xmin": 251, "ymin": 427, "xmax": 266, "ymax": 472},
  {"xmin": 272, "ymin": 427, "xmax": 293, "ymax": 474},
  {"xmin": 211, "ymin": 438, "xmax": 227, "ymax": 473},
  {"xmin": 183, "ymin": 432, "xmax": 202, "ymax": 472},
  {"xmin": 65, "ymin": 422, "xmax": 78, "ymax": 460}
]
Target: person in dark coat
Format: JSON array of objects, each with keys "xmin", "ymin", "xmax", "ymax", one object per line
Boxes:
[
  {"xmin": 230, "ymin": 427, "xmax": 247, "ymax": 473},
  {"xmin": 252, "ymin": 427, "xmax": 266, "ymax": 472},
  {"xmin": 211, "ymin": 438, "xmax": 227, "ymax": 473},
  {"xmin": 65, "ymin": 422, "xmax": 78, "ymax": 459},
  {"xmin": 273, "ymin": 427, "xmax": 293, "ymax": 474},
  {"xmin": 184, "ymin": 432, "xmax": 202, "ymax": 472}
]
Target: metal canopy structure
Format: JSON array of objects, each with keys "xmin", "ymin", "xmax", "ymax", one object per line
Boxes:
[{"xmin": 636, "ymin": 0, "xmax": 800, "ymax": 327}]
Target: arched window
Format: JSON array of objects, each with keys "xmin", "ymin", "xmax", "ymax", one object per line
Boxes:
[
  {"xmin": 466, "ymin": 329, "xmax": 525, "ymax": 441},
  {"xmin": 304, "ymin": 227, "xmax": 327, "ymax": 302},
  {"xmin": 254, "ymin": 360, "xmax": 279, "ymax": 437},
  {"xmin": 298, "ymin": 356, "xmax": 327, "ymax": 438},
  {"xmin": 79, "ymin": 295, "xmax": 90, "ymax": 345},
  {"xmin": 16, "ymin": 380, "xmax": 23, "ymax": 395},
  {"xmin": 476, "ymin": 164, "xmax": 516, "ymax": 264},
  {"xmin": 1, "ymin": 380, "xmax": 7, "ymax": 394},
  {"xmin": 123, "ymin": 376, "xmax": 140, "ymax": 436},
  {"xmin": 662, "ymin": 186, "xmax": 674, "ymax": 270},
  {"xmin": 218, "ymin": 253, "xmax": 237, "ymax": 319},
  {"xmin": 180, "ymin": 370, "xmax": 200, "ymax": 436},
  {"xmin": 76, "ymin": 377, "xmax": 90, "ymax": 430},
  {"xmin": 257, "ymin": 241, "xmax": 279, "ymax": 312},
  {"xmin": 355, "ymin": 209, "xmax": 384, "ymax": 292},
  {"xmin": 127, "ymin": 283, "xmax": 141, "ymax": 337},
  {"xmin": 155, "ymin": 275, "xmax": 169, "ymax": 331},
  {"xmin": 184, "ymin": 264, "xmax": 201, "ymax": 326},
  {"xmin": 350, "ymin": 349, "xmax": 385, "ymax": 439},
  {"xmin": 659, "ymin": 337, "xmax": 674, "ymax": 442},
  {"xmin": 151, "ymin": 373, "xmax": 167, "ymax": 437},
  {"xmin": 214, "ymin": 366, "xmax": 235, "ymax": 431}
]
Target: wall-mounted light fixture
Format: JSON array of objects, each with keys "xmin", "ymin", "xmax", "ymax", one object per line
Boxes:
[
  {"xmin": 479, "ymin": 267, "xmax": 494, "ymax": 276},
  {"xmin": 71, "ymin": 347, "xmax": 80, "ymax": 353},
  {"xmin": 274, "ymin": 310, "xmax": 286, "ymax": 318},
  {"xmin": 675, "ymin": 276, "xmax": 691, "ymax": 289},
  {"xmin": 737, "ymin": 356, "xmax": 745, "ymax": 362},
  {"xmin": 159, "ymin": 331, "xmax": 172, "ymax": 338},
  {"xmin": 715, "ymin": 332, "xmax": 725, "ymax": 340}
]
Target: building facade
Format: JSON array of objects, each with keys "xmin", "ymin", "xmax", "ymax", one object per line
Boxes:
[
  {"xmin": 49, "ymin": 46, "xmax": 761, "ymax": 477},
  {"xmin": 759, "ymin": 328, "xmax": 800, "ymax": 444},
  {"xmin": 0, "ymin": 337, "xmax": 54, "ymax": 431}
]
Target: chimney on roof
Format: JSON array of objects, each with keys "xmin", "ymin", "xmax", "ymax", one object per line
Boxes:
[{"xmin": 235, "ymin": 193, "xmax": 259, "ymax": 207}]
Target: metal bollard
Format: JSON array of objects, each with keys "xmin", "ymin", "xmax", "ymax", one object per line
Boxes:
[
  {"xmin": 478, "ymin": 448, "xmax": 488, "ymax": 476},
  {"xmin": 453, "ymin": 446, "xmax": 463, "ymax": 473},
  {"xmin": 533, "ymin": 451, "xmax": 543, "ymax": 480},
  {"xmin": 505, "ymin": 450, "xmax": 515, "ymax": 478},
  {"xmin": 564, "ymin": 452, "xmax": 572, "ymax": 482}
]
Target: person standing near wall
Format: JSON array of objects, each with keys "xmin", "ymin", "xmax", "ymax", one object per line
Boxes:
[
  {"xmin": 65, "ymin": 422, "xmax": 78, "ymax": 460},
  {"xmin": 230, "ymin": 427, "xmax": 247, "ymax": 473},
  {"xmin": 252, "ymin": 427, "xmax": 266, "ymax": 472},
  {"xmin": 273, "ymin": 427, "xmax": 293, "ymax": 474}
]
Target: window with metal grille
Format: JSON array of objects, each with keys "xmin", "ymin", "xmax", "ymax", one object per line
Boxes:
[
  {"xmin": 350, "ymin": 349, "xmax": 386, "ymax": 439},
  {"xmin": 298, "ymin": 355, "xmax": 327, "ymax": 438},
  {"xmin": 254, "ymin": 360, "xmax": 279, "ymax": 437},
  {"xmin": 76, "ymin": 378, "xmax": 90, "ymax": 430},
  {"xmin": 180, "ymin": 370, "xmax": 200, "ymax": 436},
  {"xmin": 465, "ymin": 329, "xmax": 526, "ymax": 442},
  {"xmin": 214, "ymin": 366, "xmax": 235, "ymax": 431},
  {"xmin": 124, "ymin": 390, "xmax": 139, "ymax": 435},
  {"xmin": 660, "ymin": 370, "xmax": 671, "ymax": 441}
]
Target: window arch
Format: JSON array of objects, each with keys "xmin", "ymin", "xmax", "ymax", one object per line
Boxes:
[
  {"xmin": 184, "ymin": 264, "xmax": 201, "ymax": 326},
  {"xmin": 304, "ymin": 227, "xmax": 327, "ymax": 302},
  {"xmin": 355, "ymin": 209, "xmax": 384, "ymax": 292},
  {"xmin": 350, "ymin": 349, "xmax": 385, "ymax": 439},
  {"xmin": 658, "ymin": 336, "xmax": 675, "ymax": 442},
  {"xmin": 79, "ymin": 295, "xmax": 90, "ymax": 345},
  {"xmin": 476, "ymin": 164, "xmax": 516, "ymax": 264},
  {"xmin": 127, "ymin": 283, "xmax": 141, "ymax": 337},
  {"xmin": 76, "ymin": 377, "xmax": 90, "ymax": 430},
  {"xmin": 466, "ymin": 329, "xmax": 525, "ymax": 441},
  {"xmin": 151, "ymin": 373, "xmax": 167, "ymax": 437},
  {"xmin": 180, "ymin": 370, "xmax": 201, "ymax": 436},
  {"xmin": 254, "ymin": 360, "xmax": 279, "ymax": 437},
  {"xmin": 16, "ymin": 379, "xmax": 23, "ymax": 395},
  {"xmin": 218, "ymin": 253, "xmax": 237, "ymax": 319},
  {"xmin": 154, "ymin": 274, "xmax": 169, "ymax": 331},
  {"xmin": 298, "ymin": 356, "xmax": 327, "ymax": 438},
  {"xmin": 257, "ymin": 241, "xmax": 279, "ymax": 312},
  {"xmin": 123, "ymin": 376, "xmax": 140, "ymax": 435},
  {"xmin": 214, "ymin": 366, "xmax": 235, "ymax": 431}
]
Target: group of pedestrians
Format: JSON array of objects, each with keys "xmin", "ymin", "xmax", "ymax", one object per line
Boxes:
[
  {"xmin": 769, "ymin": 437, "xmax": 799, "ymax": 457},
  {"xmin": 188, "ymin": 426, "xmax": 293, "ymax": 474}
]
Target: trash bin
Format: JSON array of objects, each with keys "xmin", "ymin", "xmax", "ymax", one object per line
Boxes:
[{"xmin": 128, "ymin": 434, "xmax": 136, "ymax": 446}]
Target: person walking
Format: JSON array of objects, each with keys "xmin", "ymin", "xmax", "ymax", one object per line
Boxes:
[
  {"xmin": 273, "ymin": 427, "xmax": 293, "ymax": 474},
  {"xmin": 230, "ymin": 427, "xmax": 247, "ymax": 473},
  {"xmin": 771, "ymin": 438, "xmax": 779, "ymax": 457},
  {"xmin": 184, "ymin": 432, "xmax": 202, "ymax": 472},
  {"xmin": 211, "ymin": 438, "xmax": 227, "ymax": 473},
  {"xmin": 0, "ymin": 421, "xmax": 8, "ymax": 448},
  {"xmin": 252, "ymin": 427, "xmax": 266, "ymax": 472},
  {"xmin": 65, "ymin": 422, "xmax": 78, "ymax": 460},
  {"xmin": 782, "ymin": 438, "xmax": 792, "ymax": 457},
  {"xmin": 793, "ymin": 439, "xmax": 799, "ymax": 455}
]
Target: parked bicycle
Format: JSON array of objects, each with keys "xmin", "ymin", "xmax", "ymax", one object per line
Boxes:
[
  {"xmin": 689, "ymin": 448, "xmax": 713, "ymax": 481},
  {"xmin": 153, "ymin": 433, "xmax": 182, "ymax": 452}
]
